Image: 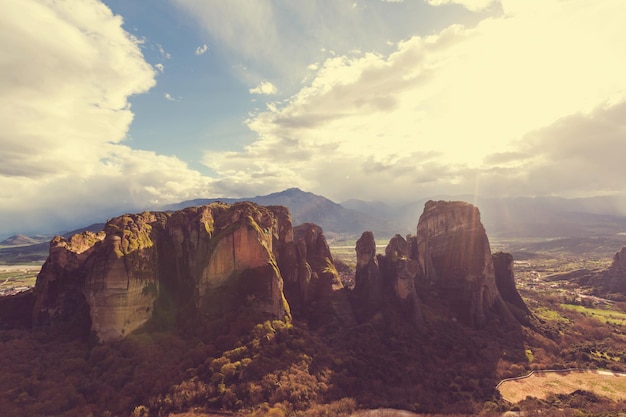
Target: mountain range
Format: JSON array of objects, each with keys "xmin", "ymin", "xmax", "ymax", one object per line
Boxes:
[
  {"xmin": 167, "ymin": 188, "xmax": 626, "ymax": 241},
  {"xmin": 4, "ymin": 188, "xmax": 626, "ymax": 246}
]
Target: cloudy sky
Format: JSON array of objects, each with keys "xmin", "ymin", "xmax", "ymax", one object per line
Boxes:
[{"xmin": 2, "ymin": 0, "xmax": 626, "ymax": 235}]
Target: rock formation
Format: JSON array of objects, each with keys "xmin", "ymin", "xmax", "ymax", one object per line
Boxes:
[
  {"xmin": 33, "ymin": 231, "xmax": 105, "ymax": 330},
  {"xmin": 33, "ymin": 202, "xmax": 292, "ymax": 342},
  {"xmin": 22, "ymin": 198, "xmax": 529, "ymax": 341},
  {"xmin": 607, "ymin": 246, "xmax": 626, "ymax": 292},
  {"xmin": 350, "ymin": 232, "xmax": 424, "ymax": 328},
  {"xmin": 381, "ymin": 234, "xmax": 424, "ymax": 328},
  {"xmin": 492, "ymin": 251, "xmax": 531, "ymax": 318},
  {"xmin": 416, "ymin": 200, "xmax": 512, "ymax": 328},
  {"xmin": 352, "ymin": 231, "xmax": 384, "ymax": 320}
]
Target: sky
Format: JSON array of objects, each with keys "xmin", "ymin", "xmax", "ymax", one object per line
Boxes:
[{"xmin": 2, "ymin": 0, "xmax": 626, "ymax": 236}]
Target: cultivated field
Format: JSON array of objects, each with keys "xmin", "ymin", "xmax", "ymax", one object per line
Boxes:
[
  {"xmin": 0, "ymin": 264, "xmax": 41, "ymax": 295},
  {"xmin": 498, "ymin": 370, "xmax": 626, "ymax": 403}
]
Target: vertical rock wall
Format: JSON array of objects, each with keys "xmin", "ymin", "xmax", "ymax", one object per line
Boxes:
[
  {"xmin": 32, "ymin": 202, "xmax": 291, "ymax": 342},
  {"xmin": 416, "ymin": 200, "xmax": 509, "ymax": 328}
]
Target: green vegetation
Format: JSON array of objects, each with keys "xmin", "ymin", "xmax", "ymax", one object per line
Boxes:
[
  {"xmin": 0, "ymin": 267, "xmax": 41, "ymax": 293},
  {"xmin": 561, "ymin": 303, "xmax": 626, "ymax": 326},
  {"xmin": 4, "ymin": 235, "xmax": 626, "ymax": 416}
]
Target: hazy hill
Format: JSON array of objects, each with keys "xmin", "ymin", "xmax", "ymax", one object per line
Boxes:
[
  {"xmin": 0, "ymin": 234, "xmax": 41, "ymax": 246},
  {"xmin": 5, "ymin": 189, "xmax": 626, "ymax": 252},
  {"xmin": 383, "ymin": 195, "xmax": 626, "ymax": 240},
  {"xmin": 165, "ymin": 188, "xmax": 399, "ymax": 236}
]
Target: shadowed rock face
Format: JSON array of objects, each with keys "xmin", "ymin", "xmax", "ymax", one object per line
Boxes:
[
  {"xmin": 33, "ymin": 202, "xmax": 291, "ymax": 342},
  {"xmin": 493, "ymin": 252, "xmax": 531, "ymax": 316},
  {"xmin": 382, "ymin": 234, "xmax": 424, "ymax": 328},
  {"xmin": 353, "ymin": 231, "xmax": 384, "ymax": 320},
  {"xmin": 416, "ymin": 200, "xmax": 509, "ymax": 328},
  {"xmin": 608, "ymin": 246, "xmax": 626, "ymax": 292},
  {"xmin": 33, "ymin": 231, "xmax": 106, "ymax": 329},
  {"xmin": 292, "ymin": 223, "xmax": 340, "ymax": 304}
]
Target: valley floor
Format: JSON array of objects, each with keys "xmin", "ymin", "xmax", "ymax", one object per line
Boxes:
[{"xmin": 498, "ymin": 369, "xmax": 626, "ymax": 403}]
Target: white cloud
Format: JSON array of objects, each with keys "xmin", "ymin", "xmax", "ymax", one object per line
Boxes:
[
  {"xmin": 249, "ymin": 81, "xmax": 278, "ymax": 95},
  {"xmin": 171, "ymin": 0, "xmax": 427, "ymax": 85},
  {"xmin": 195, "ymin": 43, "xmax": 208, "ymax": 55},
  {"xmin": 155, "ymin": 63, "xmax": 164, "ymax": 72},
  {"xmin": 0, "ymin": 0, "xmax": 212, "ymax": 234},
  {"xmin": 203, "ymin": 0, "xmax": 626, "ymax": 202},
  {"xmin": 164, "ymin": 93, "xmax": 177, "ymax": 101},
  {"xmin": 156, "ymin": 43, "xmax": 171, "ymax": 59},
  {"xmin": 426, "ymin": 0, "xmax": 496, "ymax": 12}
]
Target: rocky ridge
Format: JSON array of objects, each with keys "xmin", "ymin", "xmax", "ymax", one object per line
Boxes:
[{"xmin": 15, "ymin": 199, "xmax": 528, "ymax": 341}]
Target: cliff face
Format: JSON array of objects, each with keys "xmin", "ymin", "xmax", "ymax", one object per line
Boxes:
[
  {"xmin": 33, "ymin": 231, "xmax": 105, "ymax": 329},
  {"xmin": 381, "ymin": 234, "xmax": 424, "ymax": 327},
  {"xmin": 353, "ymin": 231, "xmax": 384, "ymax": 320},
  {"xmin": 416, "ymin": 200, "xmax": 510, "ymax": 328},
  {"xmin": 28, "ymin": 198, "xmax": 528, "ymax": 341},
  {"xmin": 493, "ymin": 251, "xmax": 531, "ymax": 318},
  {"xmin": 33, "ymin": 202, "xmax": 291, "ymax": 342},
  {"xmin": 607, "ymin": 246, "xmax": 626, "ymax": 292}
]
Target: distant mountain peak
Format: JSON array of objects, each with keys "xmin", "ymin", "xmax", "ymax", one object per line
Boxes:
[{"xmin": 1, "ymin": 234, "xmax": 40, "ymax": 246}]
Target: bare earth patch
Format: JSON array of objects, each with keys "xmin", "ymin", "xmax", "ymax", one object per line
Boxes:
[{"xmin": 498, "ymin": 370, "xmax": 626, "ymax": 403}]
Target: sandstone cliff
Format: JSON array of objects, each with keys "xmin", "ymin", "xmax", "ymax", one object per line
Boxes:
[
  {"xmin": 33, "ymin": 231, "xmax": 105, "ymax": 330},
  {"xmin": 416, "ymin": 200, "xmax": 513, "ymax": 328},
  {"xmin": 33, "ymin": 202, "xmax": 291, "ymax": 341},
  {"xmin": 27, "ymin": 198, "xmax": 528, "ymax": 341}
]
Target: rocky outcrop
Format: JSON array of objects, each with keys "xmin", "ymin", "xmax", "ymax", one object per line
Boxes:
[
  {"xmin": 493, "ymin": 252, "xmax": 531, "ymax": 317},
  {"xmin": 381, "ymin": 234, "xmax": 424, "ymax": 328},
  {"xmin": 33, "ymin": 231, "xmax": 105, "ymax": 329},
  {"xmin": 33, "ymin": 202, "xmax": 292, "ymax": 342},
  {"xmin": 352, "ymin": 231, "xmax": 384, "ymax": 320},
  {"xmin": 416, "ymin": 200, "xmax": 512, "ymax": 328},
  {"xmin": 349, "ymin": 232, "xmax": 425, "ymax": 328},
  {"xmin": 293, "ymin": 223, "xmax": 340, "ymax": 301},
  {"xmin": 287, "ymin": 223, "xmax": 355, "ymax": 327},
  {"xmin": 29, "ymin": 198, "xmax": 529, "ymax": 340},
  {"xmin": 607, "ymin": 246, "xmax": 626, "ymax": 292}
]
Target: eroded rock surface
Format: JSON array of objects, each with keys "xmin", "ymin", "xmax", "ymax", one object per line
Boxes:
[
  {"xmin": 353, "ymin": 231, "xmax": 384, "ymax": 319},
  {"xmin": 381, "ymin": 234, "xmax": 424, "ymax": 328},
  {"xmin": 416, "ymin": 200, "xmax": 511, "ymax": 328},
  {"xmin": 33, "ymin": 202, "xmax": 291, "ymax": 341},
  {"xmin": 493, "ymin": 251, "xmax": 531, "ymax": 317},
  {"xmin": 33, "ymin": 231, "xmax": 105, "ymax": 329},
  {"xmin": 607, "ymin": 246, "xmax": 626, "ymax": 292}
]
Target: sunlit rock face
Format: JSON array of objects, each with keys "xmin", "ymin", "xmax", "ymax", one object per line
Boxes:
[
  {"xmin": 416, "ymin": 200, "xmax": 508, "ymax": 328},
  {"xmin": 82, "ymin": 212, "xmax": 162, "ymax": 341},
  {"xmin": 33, "ymin": 202, "xmax": 292, "ymax": 342},
  {"xmin": 33, "ymin": 231, "xmax": 105, "ymax": 329}
]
